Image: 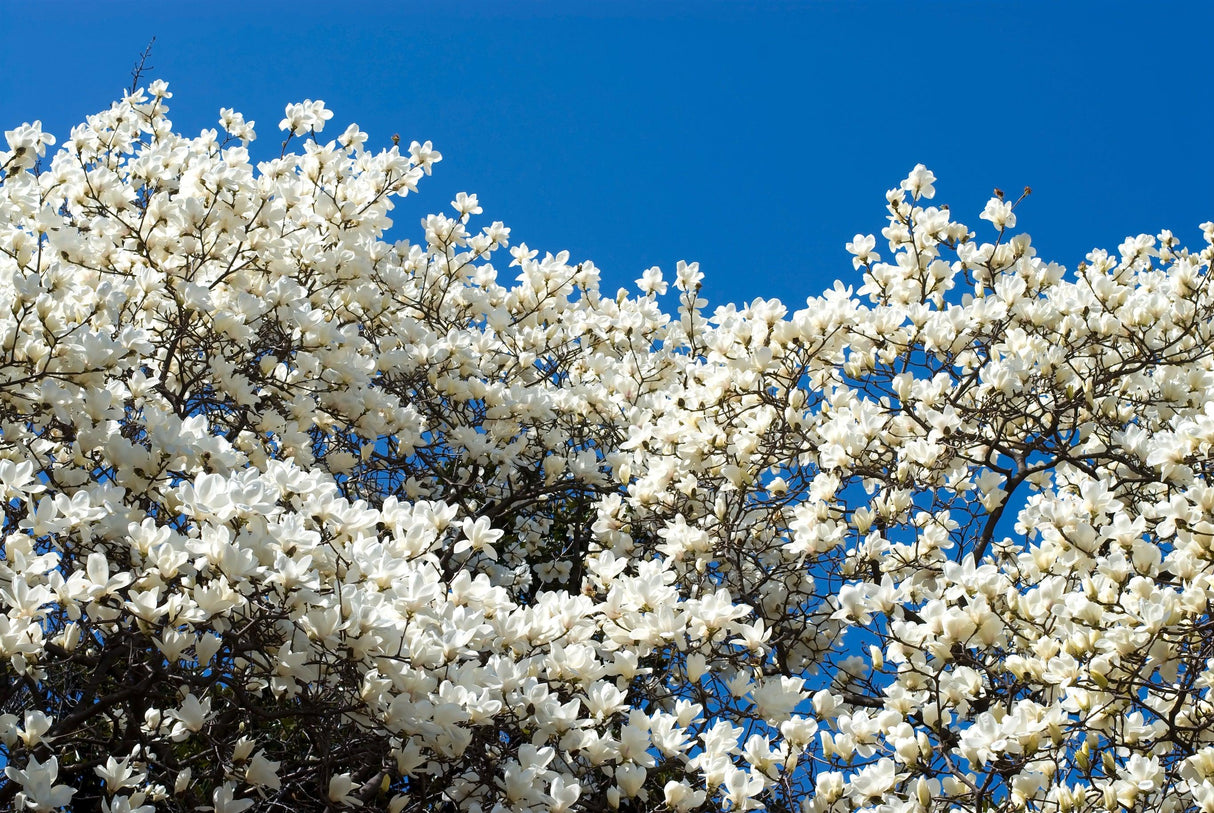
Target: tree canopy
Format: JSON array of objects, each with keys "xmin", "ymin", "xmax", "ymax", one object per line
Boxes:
[{"xmin": 2, "ymin": 84, "xmax": 1214, "ymax": 813}]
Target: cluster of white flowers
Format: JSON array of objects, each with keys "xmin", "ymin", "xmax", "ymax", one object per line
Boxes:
[{"xmin": 1, "ymin": 87, "xmax": 1214, "ymax": 813}]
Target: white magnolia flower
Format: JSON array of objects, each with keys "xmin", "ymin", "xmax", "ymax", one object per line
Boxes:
[
  {"xmin": 3, "ymin": 84, "xmax": 1214, "ymax": 813},
  {"xmin": 5, "ymin": 756, "xmax": 75, "ymax": 812}
]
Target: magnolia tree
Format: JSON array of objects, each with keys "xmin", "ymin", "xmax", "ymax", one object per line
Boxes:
[{"xmin": 1, "ymin": 83, "xmax": 1213, "ymax": 813}]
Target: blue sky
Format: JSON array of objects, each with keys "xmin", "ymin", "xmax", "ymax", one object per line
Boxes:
[{"xmin": 3, "ymin": 1, "xmax": 1213, "ymax": 309}]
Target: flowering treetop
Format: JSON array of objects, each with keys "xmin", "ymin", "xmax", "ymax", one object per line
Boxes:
[{"xmin": 1, "ymin": 82, "xmax": 1214, "ymax": 813}]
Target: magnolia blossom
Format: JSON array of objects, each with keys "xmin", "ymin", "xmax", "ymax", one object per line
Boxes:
[
  {"xmin": 4, "ymin": 757, "xmax": 75, "ymax": 812},
  {"xmin": 1, "ymin": 85, "xmax": 1213, "ymax": 813}
]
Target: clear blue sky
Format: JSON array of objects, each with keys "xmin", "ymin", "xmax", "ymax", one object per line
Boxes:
[{"xmin": 3, "ymin": 1, "xmax": 1212, "ymax": 309}]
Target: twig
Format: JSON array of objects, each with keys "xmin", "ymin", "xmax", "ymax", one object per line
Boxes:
[{"xmin": 129, "ymin": 36, "xmax": 157, "ymax": 94}]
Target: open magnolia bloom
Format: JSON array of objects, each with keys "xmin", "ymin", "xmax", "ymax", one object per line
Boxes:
[{"xmin": 1, "ymin": 85, "xmax": 1213, "ymax": 813}]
